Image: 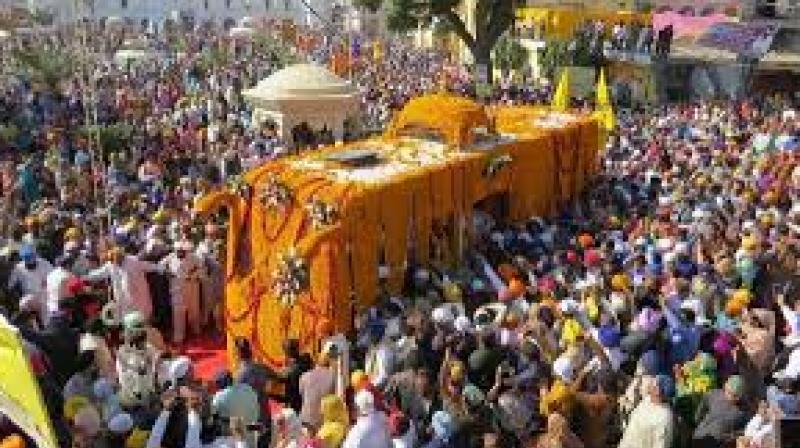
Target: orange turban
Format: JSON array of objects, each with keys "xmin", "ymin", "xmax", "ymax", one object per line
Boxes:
[
  {"xmin": 64, "ymin": 227, "xmax": 81, "ymax": 241},
  {"xmin": 578, "ymin": 233, "xmax": 594, "ymax": 248},
  {"xmin": 741, "ymin": 236, "xmax": 758, "ymax": 252},
  {"xmin": 351, "ymin": 370, "xmax": 369, "ymax": 391},
  {"xmin": 763, "ymin": 190, "xmax": 779, "ymax": 206},
  {"xmin": 498, "ymin": 264, "xmax": 519, "ymax": 281},
  {"xmin": 0, "ymin": 435, "xmax": 25, "ymax": 448},
  {"xmin": 508, "ymin": 278, "xmax": 526, "ymax": 298},
  {"xmin": 611, "ymin": 273, "xmax": 630, "ymax": 292},
  {"xmin": 725, "ymin": 298, "xmax": 746, "ymax": 317},
  {"xmin": 449, "ymin": 361, "xmax": 465, "ymax": 381}
]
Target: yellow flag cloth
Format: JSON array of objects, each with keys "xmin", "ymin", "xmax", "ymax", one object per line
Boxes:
[
  {"xmin": 594, "ymin": 69, "xmax": 616, "ymax": 131},
  {"xmin": 551, "ymin": 68, "xmax": 570, "ymax": 112}
]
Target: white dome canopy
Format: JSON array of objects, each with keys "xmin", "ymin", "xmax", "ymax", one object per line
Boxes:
[
  {"xmin": 245, "ymin": 63, "xmax": 358, "ymax": 100},
  {"xmin": 243, "ymin": 63, "xmax": 360, "ymax": 145}
]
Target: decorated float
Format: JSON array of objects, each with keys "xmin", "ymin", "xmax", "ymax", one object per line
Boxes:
[{"xmin": 195, "ymin": 93, "xmax": 601, "ymax": 368}]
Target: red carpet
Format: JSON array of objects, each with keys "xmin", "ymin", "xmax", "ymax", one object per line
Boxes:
[
  {"xmin": 179, "ymin": 336, "xmax": 286, "ymax": 416},
  {"xmin": 181, "ymin": 336, "xmax": 228, "ymax": 383}
]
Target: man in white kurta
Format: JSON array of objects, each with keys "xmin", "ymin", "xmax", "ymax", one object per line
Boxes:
[
  {"xmin": 45, "ymin": 258, "xmax": 73, "ymax": 325},
  {"xmin": 342, "ymin": 390, "xmax": 392, "ymax": 448},
  {"xmin": 161, "ymin": 240, "xmax": 203, "ymax": 345},
  {"xmin": 618, "ymin": 376, "xmax": 675, "ymax": 448},
  {"xmin": 85, "ymin": 248, "xmax": 161, "ymax": 323},
  {"xmin": 8, "ymin": 245, "xmax": 53, "ymax": 320}
]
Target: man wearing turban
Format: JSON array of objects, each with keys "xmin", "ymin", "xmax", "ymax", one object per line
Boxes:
[
  {"xmin": 619, "ymin": 375, "xmax": 675, "ymax": 448},
  {"xmin": 692, "ymin": 376, "xmax": 749, "ymax": 448}
]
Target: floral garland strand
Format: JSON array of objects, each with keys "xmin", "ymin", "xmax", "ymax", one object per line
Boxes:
[
  {"xmin": 272, "ymin": 247, "xmax": 309, "ymax": 307},
  {"xmin": 259, "ymin": 174, "xmax": 294, "ymax": 213}
]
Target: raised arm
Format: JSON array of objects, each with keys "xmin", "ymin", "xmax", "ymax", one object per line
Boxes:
[{"xmin": 84, "ymin": 263, "xmax": 111, "ymax": 282}]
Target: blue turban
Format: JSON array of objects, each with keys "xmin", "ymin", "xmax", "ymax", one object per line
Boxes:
[
  {"xmin": 598, "ymin": 325, "xmax": 622, "ymax": 348},
  {"xmin": 19, "ymin": 244, "xmax": 36, "ymax": 262},
  {"xmin": 640, "ymin": 350, "xmax": 664, "ymax": 376},
  {"xmin": 656, "ymin": 374, "xmax": 675, "ymax": 399},
  {"xmin": 431, "ymin": 411, "xmax": 455, "ymax": 441}
]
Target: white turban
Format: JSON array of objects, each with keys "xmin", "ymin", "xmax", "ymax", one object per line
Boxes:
[
  {"xmin": 354, "ymin": 390, "xmax": 375, "ymax": 416},
  {"xmin": 454, "ymin": 316, "xmax": 472, "ymax": 333},
  {"xmin": 107, "ymin": 412, "xmax": 133, "ymax": 434},
  {"xmin": 168, "ymin": 356, "xmax": 192, "ymax": 383},
  {"xmin": 432, "ymin": 306, "xmax": 455, "ymax": 325},
  {"xmin": 552, "ymin": 354, "xmax": 576, "ymax": 384}
]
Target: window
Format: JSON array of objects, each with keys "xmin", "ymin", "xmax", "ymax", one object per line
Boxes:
[
  {"xmin": 265, "ymin": 0, "xmax": 270, "ymax": 9},
  {"xmin": 121, "ymin": 0, "xmax": 127, "ymax": 8},
  {"xmin": 204, "ymin": 0, "xmax": 209, "ymax": 9},
  {"xmin": 226, "ymin": 0, "xmax": 232, "ymax": 9},
  {"xmin": 284, "ymin": 0, "xmax": 290, "ymax": 11}
]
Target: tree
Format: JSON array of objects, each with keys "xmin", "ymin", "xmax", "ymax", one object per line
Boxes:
[
  {"xmin": 356, "ymin": 0, "xmax": 515, "ymax": 80},
  {"xmin": 494, "ymin": 35, "xmax": 527, "ymax": 75},
  {"xmin": 12, "ymin": 48, "xmax": 75, "ymax": 93},
  {"xmin": 540, "ymin": 40, "xmax": 566, "ymax": 80}
]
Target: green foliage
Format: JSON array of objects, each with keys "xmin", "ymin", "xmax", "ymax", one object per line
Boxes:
[
  {"xmin": 475, "ymin": 82, "xmax": 493, "ymax": 99},
  {"xmin": 30, "ymin": 9, "xmax": 54, "ymax": 26},
  {"xmin": 494, "ymin": 36, "xmax": 527, "ymax": 72},
  {"xmin": 571, "ymin": 32, "xmax": 595, "ymax": 67},
  {"xmin": 367, "ymin": 0, "xmax": 514, "ymax": 84},
  {"xmin": 432, "ymin": 17, "xmax": 456, "ymax": 39},
  {"xmin": 81, "ymin": 124, "xmax": 134, "ymax": 159},
  {"xmin": 12, "ymin": 47, "xmax": 76, "ymax": 93},
  {"xmin": 353, "ymin": 0, "xmax": 384, "ymax": 13},
  {"xmin": 0, "ymin": 124, "xmax": 20, "ymax": 144},
  {"xmin": 540, "ymin": 41, "xmax": 566, "ymax": 80},
  {"xmin": 386, "ymin": 0, "xmax": 422, "ymax": 33},
  {"xmin": 195, "ymin": 45, "xmax": 231, "ymax": 76}
]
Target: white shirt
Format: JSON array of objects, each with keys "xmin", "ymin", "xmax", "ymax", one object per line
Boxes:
[
  {"xmin": 160, "ymin": 252, "xmax": 204, "ymax": 302},
  {"xmin": 365, "ymin": 342, "xmax": 395, "ymax": 390},
  {"xmin": 618, "ymin": 398, "xmax": 674, "ymax": 448},
  {"xmin": 146, "ymin": 409, "xmax": 202, "ymax": 448},
  {"xmin": 342, "ymin": 412, "xmax": 393, "ymax": 448},
  {"xmin": 45, "ymin": 266, "xmax": 72, "ymax": 324},
  {"xmin": 744, "ymin": 414, "xmax": 773, "ymax": 447},
  {"xmin": 8, "ymin": 258, "xmax": 53, "ymax": 314}
]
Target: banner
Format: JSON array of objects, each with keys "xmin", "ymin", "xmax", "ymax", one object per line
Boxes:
[
  {"xmin": 652, "ymin": 12, "xmax": 733, "ymax": 40},
  {"xmin": 0, "ymin": 316, "xmax": 57, "ymax": 448},
  {"xmin": 695, "ymin": 22, "xmax": 778, "ymax": 58}
]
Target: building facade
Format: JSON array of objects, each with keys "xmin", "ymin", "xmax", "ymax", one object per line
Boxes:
[{"xmin": 24, "ymin": 0, "xmax": 334, "ymax": 26}]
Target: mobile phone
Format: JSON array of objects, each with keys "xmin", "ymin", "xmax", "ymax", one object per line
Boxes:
[{"xmin": 246, "ymin": 422, "xmax": 263, "ymax": 432}]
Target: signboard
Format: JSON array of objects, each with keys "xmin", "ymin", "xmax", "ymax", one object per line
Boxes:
[
  {"xmin": 556, "ymin": 66, "xmax": 596, "ymax": 98},
  {"xmin": 695, "ymin": 22, "xmax": 778, "ymax": 58},
  {"xmin": 652, "ymin": 12, "xmax": 733, "ymax": 39}
]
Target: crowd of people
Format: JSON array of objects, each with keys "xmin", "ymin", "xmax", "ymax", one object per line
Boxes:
[{"xmin": 0, "ymin": 14, "xmax": 799, "ymax": 448}]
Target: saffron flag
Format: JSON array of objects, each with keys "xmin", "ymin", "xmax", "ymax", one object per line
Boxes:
[
  {"xmin": 594, "ymin": 68, "xmax": 616, "ymax": 131},
  {"xmin": 0, "ymin": 316, "xmax": 58, "ymax": 448},
  {"xmin": 372, "ymin": 40, "xmax": 384, "ymax": 63},
  {"xmin": 551, "ymin": 68, "xmax": 570, "ymax": 112}
]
